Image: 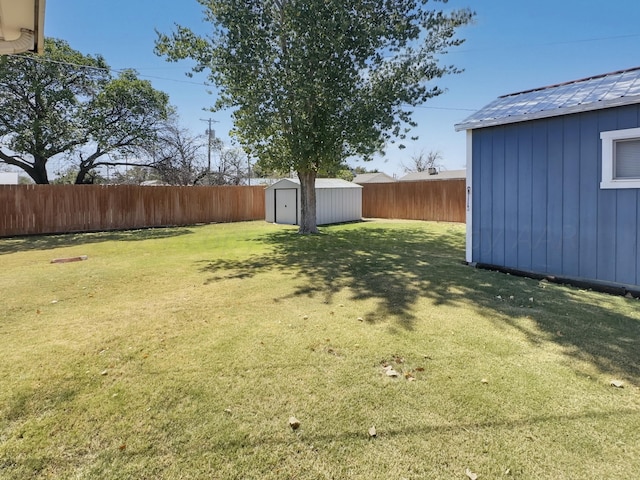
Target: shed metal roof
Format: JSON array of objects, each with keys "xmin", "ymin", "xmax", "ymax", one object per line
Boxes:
[
  {"xmin": 266, "ymin": 178, "xmax": 362, "ymax": 190},
  {"xmin": 455, "ymin": 67, "xmax": 640, "ymax": 131}
]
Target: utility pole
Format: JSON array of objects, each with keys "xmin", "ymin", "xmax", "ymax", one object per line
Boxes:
[{"xmin": 199, "ymin": 118, "xmax": 219, "ymax": 173}]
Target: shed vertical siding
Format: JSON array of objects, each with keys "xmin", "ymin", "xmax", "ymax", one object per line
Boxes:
[
  {"xmin": 491, "ymin": 128, "xmax": 505, "ymax": 267},
  {"xmin": 503, "ymin": 127, "xmax": 519, "ymax": 267},
  {"xmin": 265, "ymin": 188, "xmax": 275, "ymax": 222},
  {"xmin": 546, "ymin": 117, "xmax": 564, "ymax": 273},
  {"xmin": 578, "ymin": 112, "xmax": 599, "ymax": 280},
  {"xmin": 472, "ymin": 104, "xmax": 640, "ymax": 288},
  {"xmin": 531, "ymin": 121, "xmax": 548, "ymax": 272},
  {"xmin": 316, "ymin": 188, "xmax": 362, "ymax": 224}
]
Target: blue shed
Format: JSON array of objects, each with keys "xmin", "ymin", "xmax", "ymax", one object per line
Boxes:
[{"xmin": 455, "ymin": 67, "xmax": 640, "ymax": 292}]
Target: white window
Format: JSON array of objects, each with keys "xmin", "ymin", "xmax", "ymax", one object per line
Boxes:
[{"xmin": 601, "ymin": 127, "xmax": 640, "ymax": 189}]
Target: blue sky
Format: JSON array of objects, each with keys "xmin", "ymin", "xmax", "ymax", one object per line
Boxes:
[{"xmin": 46, "ymin": 0, "xmax": 640, "ymax": 177}]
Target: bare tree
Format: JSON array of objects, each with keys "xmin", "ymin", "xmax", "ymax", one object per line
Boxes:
[
  {"xmin": 138, "ymin": 115, "xmax": 251, "ymax": 186},
  {"xmin": 202, "ymin": 143, "xmax": 249, "ymax": 185},
  {"xmin": 150, "ymin": 119, "xmax": 208, "ymax": 185},
  {"xmin": 402, "ymin": 150, "xmax": 443, "ymax": 173}
]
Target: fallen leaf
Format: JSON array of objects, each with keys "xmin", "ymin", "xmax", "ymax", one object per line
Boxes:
[
  {"xmin": 416, "ymin": 367, "xmax": 425, "ymax": 372},
  {"xmin": 610, "ymin": 380, "xmax": 624, "ymax": 388},
  {"xmin": 288, "ymin": 416, "xmax": 301, "ymax": 430},
  {"xmin": 119, "ymin": 444, "xmax": 126, "ymax": 451},
  {"xmin": 465, "ymin": 468, "xmax": 478, "ymax": 480},
  {"xmin": 368, "ymin": 426, "xmax": 377, "ymax": 437}
]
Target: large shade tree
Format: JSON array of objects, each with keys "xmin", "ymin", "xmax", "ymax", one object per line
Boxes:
[
  {"xmin": 156, "ymin": 0, "xmax": 473, "ymax": 233},
  {"xmin": 0, "ymin": 38, "xmax": 171, "ymax": 184}
]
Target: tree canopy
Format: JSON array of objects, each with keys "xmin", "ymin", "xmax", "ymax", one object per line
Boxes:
[
  {"xmin": 0, "ymin": 38, "xmax": 171, "ymax": 184},
  {"xmin": 156, "ymin": 0, "xmax": 473, "ymax": 232}
]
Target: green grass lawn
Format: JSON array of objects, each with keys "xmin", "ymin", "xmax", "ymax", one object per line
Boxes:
[{"xmin": 1, "ymin": 220, "xmax": 639, "ymax": 479}]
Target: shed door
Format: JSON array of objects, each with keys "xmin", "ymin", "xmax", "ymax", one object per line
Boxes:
[{"xmin": 275, "ymin": 188, "xmax": 298, "ymax": 225}]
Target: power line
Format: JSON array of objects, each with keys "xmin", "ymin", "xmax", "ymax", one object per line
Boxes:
[
  {"xmin": 7, "ymin": 53, "xmax": 212, "ymax": 87},
  {"xmin": 454, "ymin": 32, "xmax": 640, "ymax": 54}
]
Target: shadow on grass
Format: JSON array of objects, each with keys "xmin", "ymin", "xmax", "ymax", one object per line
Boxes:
[
  {"xmin": 0, "ymin": 227, "xmax": 194, "ymax": 255},
  {"xmin": 200, "ymin": 226, "xmax": 465, "ymax": 328},
  {"xmin": 207, "ymin": 407, "xmax": 640, "ymax": 450},
  {"xmin": 199, "ymin": 224, "xmax": 640, "ymax": 383}
]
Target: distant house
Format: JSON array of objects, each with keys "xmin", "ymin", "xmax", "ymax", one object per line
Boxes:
[
  {"xmin": 0, "ymin": 172, "xmax": 19, "ymax": 185},
  {"xmin": 399, "ymin": 169, "xmax": 466, "ymax": 182},
  {"xmin": 455, "ymin": 66, "xmax": 640, "ymax": 292},
  {"xmin": 353, "ymin": 172, "xmax": 396, "ymax": 184},
  {"xmin": 265, "ymin": 178, "xmax": 362, "ymax": 226}
]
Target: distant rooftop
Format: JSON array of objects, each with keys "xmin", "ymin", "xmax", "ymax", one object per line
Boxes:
[
  {"xmin": 399, "ymin": 169, "xmax": 466, "ymax": 182},
  {"xmin": 455, "ymin": 66, "xmax": 640, "ymax": 131},
  {"xmin": 353, "ymin": 172, "xmax": 395, "ymax": 184}
]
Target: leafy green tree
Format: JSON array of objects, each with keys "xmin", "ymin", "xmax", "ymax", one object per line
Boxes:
[
  {"xmin": 354, "ymin": 166, "xmax": 380, "ymax": 175},
  {"xmin": 336, "ymin": 169, "xmax": 355, "ymax": 182},
  {"xmin": 156, "ymin": 0, "xmax": 473, "ymax": 233},
  {"xmin": 0, "ymin": 38, "xmax": 171, "ymax": 184},
  {"xmin": 51, "ymin": 166, "xmax": 106, "ymax": 185}
]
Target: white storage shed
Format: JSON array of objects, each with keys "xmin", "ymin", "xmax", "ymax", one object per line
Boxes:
[{"xmin": 265, "ymin": 178, "xmax": 362, "ymax": 226}]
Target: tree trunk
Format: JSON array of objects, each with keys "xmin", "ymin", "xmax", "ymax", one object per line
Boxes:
[
  {"xmin": 297, "ymin": 169, "xmax": 319, "ymax": 234},
  {"xmin": 30, "ymin": 157, "xmax": 50, "ymax": 184}
]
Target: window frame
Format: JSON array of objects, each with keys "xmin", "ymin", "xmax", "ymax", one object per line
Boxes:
[{"xmin": 601, "ymin": 127, "xmax": 640, "ymax": 189}]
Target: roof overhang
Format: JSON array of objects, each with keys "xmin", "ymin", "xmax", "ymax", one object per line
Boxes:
[
  {"xmin": 455, "ymin": 95, "xmax": 640, "ymax": 131},
  {"xmin": 0, "ymin": 0, "xmax": 46, "ymax": 55}
]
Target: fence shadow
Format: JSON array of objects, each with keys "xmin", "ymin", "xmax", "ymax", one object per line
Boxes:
[
  {"xmin": 0, "ymin": 227, "xmax": 193, "ymax": 255},
  {"xmin": 199, "ymin": 224, "xmax": 640, "ymax": 383}
]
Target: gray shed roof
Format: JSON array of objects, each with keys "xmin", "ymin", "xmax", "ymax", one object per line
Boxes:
[
  {"xmin": 266, "ymin": 178, "xmax": 362, "ymax": 190},
  {"xmin": 455, "ymin": 66, "xmax": 640, "ymax": 131}
]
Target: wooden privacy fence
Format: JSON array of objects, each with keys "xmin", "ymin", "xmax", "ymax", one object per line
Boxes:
[
  {"xmin": 0, "ymin": 184, "xmax": 266, "ymax": 237},
  {"xmin": 362, "ymin": 179, "xmax": 466, "ymax": 223},
  {"xmin": 0, "ymin": 180, "xmax": 465, "ymax": 237}
]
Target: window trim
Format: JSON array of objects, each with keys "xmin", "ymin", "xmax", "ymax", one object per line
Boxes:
[{"xmin": 601, "ymin": 127, "xmax": 640, "ymax": 189}]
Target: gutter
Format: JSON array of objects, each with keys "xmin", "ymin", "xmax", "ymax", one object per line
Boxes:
[{"xmin": 0, "ymin": 29, "xmax": 34, "ymax": 55}]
